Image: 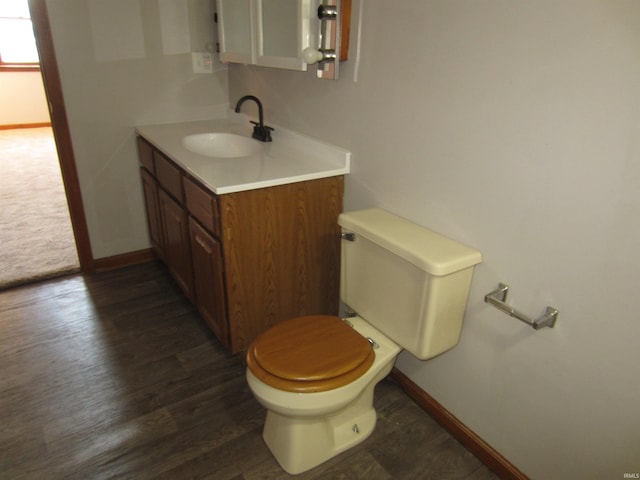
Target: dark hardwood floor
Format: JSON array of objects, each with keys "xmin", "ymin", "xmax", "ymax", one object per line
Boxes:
[{"xmin": 0, "ymin": 261, "xmax": 498, "ymax": 479}]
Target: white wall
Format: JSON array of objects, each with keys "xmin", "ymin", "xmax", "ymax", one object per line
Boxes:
[
  {"xmin": 0, "ymin": 71, "xmax": 49, "ymax": 125},
  {"xmin": 46, "ymin": 0, "xmax": 228, "ymax": 259},
  {"xmin": 228, "ymin": 1, "xmax": 640, "ymax": 478}
]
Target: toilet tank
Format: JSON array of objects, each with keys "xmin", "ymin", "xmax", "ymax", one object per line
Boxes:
[{"xmin": 338, "ymin": 208, "xmax": 482, "ymax": 360}]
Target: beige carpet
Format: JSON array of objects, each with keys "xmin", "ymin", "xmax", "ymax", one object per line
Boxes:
[{"xmin": 0, "ymin": 127, "xmax": 79, "ymax": 290}]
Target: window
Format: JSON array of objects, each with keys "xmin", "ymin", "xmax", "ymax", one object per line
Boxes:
[{"xmin": 0, "ymin": 0, "xmax": 40, "ymax": 69}]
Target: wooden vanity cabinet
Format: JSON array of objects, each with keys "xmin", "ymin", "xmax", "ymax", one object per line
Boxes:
[{"xmin": 137, "ymin": 136, "xmax": 343, "ymax": 353}]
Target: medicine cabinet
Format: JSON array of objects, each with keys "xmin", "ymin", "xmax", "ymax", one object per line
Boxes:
[{"xmin": 216, "ymin": 0, "xmax": 312, "ymax": 71}]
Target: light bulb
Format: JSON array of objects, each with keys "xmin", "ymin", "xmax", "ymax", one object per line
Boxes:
[{"xmin": 303, "ymin": 48, "xmax": 324, "ymax": 64}]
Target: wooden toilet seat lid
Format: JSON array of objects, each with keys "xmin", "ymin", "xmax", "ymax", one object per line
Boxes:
[{"xmin": 246, "ymin": 315, "xmax": 375, "ymax": 393}]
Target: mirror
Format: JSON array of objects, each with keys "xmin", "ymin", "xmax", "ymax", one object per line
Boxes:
[
  {"xmin": 260, "ymin": 0, "xmax": 298, "ymax": 58},
  {"xmin": 216, "ymin": 0, "xmax": 254, "ymax": 64},
  {"xmin": 255, "ymin": 0, "xmax": 310, "ymax": 70}
]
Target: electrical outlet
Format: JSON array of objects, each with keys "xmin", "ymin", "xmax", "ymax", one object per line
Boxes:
[{"xmin": 192, "ymin": 52, "xmax": 213, "ymax": 74}]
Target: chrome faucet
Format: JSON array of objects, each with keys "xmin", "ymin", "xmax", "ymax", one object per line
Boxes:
[{"xmin": 234, "ymin": 95, "xmax": 273, "ymax": 142}]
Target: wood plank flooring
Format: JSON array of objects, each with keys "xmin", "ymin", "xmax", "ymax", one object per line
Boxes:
[{"xmin": 0, "ymin": 262, "xmax": 499, "ymax": 479}]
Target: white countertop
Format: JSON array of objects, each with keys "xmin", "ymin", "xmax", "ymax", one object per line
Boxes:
[{"xmin": 135, "ymin": 115, "xmax": 350, "ymax": 194}]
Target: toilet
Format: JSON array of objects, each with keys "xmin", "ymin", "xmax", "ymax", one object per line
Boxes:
[{"xmin": 246, "ymin": 208, "xmax": 482, "ymax": 474}]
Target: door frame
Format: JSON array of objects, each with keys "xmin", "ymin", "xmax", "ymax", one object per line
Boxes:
[{"xmin": 28, "ymin": 0, "xmax": 94, "ymax": 272}]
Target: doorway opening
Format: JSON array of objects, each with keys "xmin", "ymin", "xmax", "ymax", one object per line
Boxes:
[{"xmin": 0, "ymin": 0, "xmax": 93, "ymax": 289}]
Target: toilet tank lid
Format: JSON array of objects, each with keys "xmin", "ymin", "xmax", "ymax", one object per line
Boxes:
[{"xmin": 338, "ymin": 208, "xmax": 482, "ymax": 276}]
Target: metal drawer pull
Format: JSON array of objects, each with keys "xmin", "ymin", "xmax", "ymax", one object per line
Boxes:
[{"xmin": 484, "ymin": 283, "xmax": 558, "ymax": 330}]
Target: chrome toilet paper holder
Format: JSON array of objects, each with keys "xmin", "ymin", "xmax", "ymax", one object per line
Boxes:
[{"xmin": 484, "ymin": 283, "xmax": 558, "ymax": 330}]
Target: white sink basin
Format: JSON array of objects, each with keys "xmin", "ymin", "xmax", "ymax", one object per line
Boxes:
[{"xmin": 182, "ymin": 133, "xmax": 262, "ymax": 158}]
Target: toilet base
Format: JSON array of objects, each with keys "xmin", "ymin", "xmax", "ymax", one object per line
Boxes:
[{"xmin": 262, "ymin": 384, "xmax": 377, "ymax": 475}]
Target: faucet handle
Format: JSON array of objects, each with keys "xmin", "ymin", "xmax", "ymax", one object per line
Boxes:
[
  {"xmin": 250, "ymin": 120, "xmax": 273, "ymax": 130},
  {"xmin": 250, "ymin": 121, "xmax": 273, "ymax": 142}
]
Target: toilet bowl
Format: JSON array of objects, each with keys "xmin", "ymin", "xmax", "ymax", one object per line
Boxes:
[
  {"xmin": 246, "ymin": 315, "xmax": 401, "ymax": 475},
  {"xmin": 245, "ymin": 208, "xmax": 482, "ymax": 475}
]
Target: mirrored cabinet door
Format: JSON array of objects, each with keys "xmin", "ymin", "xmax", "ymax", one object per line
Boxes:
[
  {"xmin": 217, "ymin": 0, "xmax": 255, "ymax": 64},
  {"xmin": 255, "ymin": 0, "xmax": 311, "ymax": 71}
]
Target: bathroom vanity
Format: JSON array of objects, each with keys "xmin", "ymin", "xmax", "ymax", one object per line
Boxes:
[{"xmin": 135, "ymin": 118, "xmax": 350, "ymax": 354}]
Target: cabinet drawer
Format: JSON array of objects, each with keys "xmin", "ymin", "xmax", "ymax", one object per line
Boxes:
[
  {"xmin": 184, "ymin": 176, "xmax": 220, "ymax": 237},
  {"xmin": 154, "ymin": 151, "xmax": 183, "ymax": 201},
  {"xmin": 137, "ymin": 137, "xmax": 154, "ymax": 174}
]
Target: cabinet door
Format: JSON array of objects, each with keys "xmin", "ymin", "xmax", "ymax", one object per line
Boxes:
[
  {"xmin": 216, "ymin": 0, "xmax": 311, "ymax": 71},
  {"xmin": 159, "ymin": 189, "xmax": 194, "ymax": 302},
  {"xmin": 140, "ymin": 169, "xmax": 164, "ymax": 260},
  {"xmin": 217, "ymin": 0, "xmax": 255, "ymax": 64},
  {"xmin": 255, "ymin": 0, "xmax": 311, "ymax": 71},
  {"xmin": 189, "ymin": 218, "xmax": 229, "ymax": 348}
]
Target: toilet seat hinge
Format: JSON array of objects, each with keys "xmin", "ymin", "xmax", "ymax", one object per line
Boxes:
[{"xmin": 366, "ymin": 337, "xmax": 379, "ymax": 349}]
